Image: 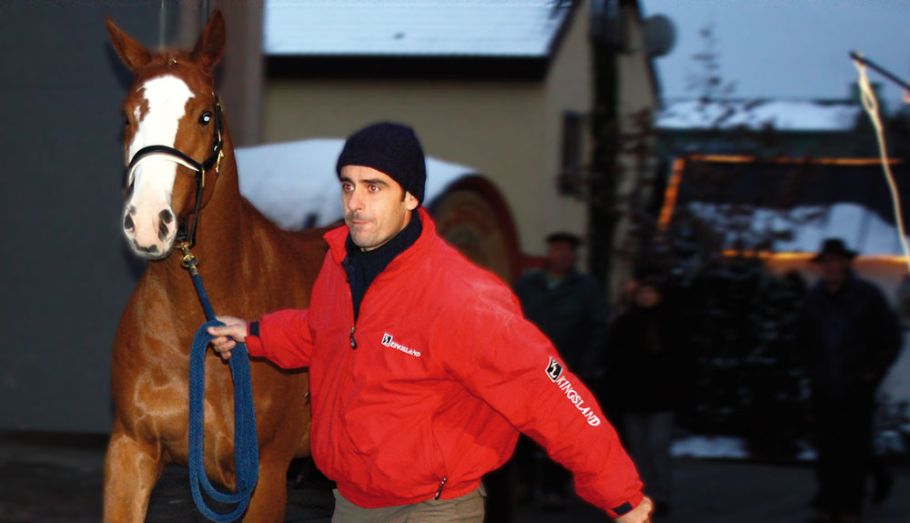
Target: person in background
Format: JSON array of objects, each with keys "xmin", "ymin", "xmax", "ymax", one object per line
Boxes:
[
  {"xmin": 513, "ymin": 232, "xmax": 609, "ymax": 510},
  {"xmin": 208, "ymin": 122, "xmax": 651, "ymax": 522},
  {"xmin": 796, "ymin": 238, "xmax": 902, "ymax": 523},
  {"xmin": 603, "ymin": 275, "xmax": 681, "ymax": 517},
  {"xmin": 515, "ymin": 232, "xmax": 609, "ymax": 374}
]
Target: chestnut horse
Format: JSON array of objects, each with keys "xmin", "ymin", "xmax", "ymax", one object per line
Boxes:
[{"xmin": 103, "ymin": 12, "xmax": 322, "ymax": 522}]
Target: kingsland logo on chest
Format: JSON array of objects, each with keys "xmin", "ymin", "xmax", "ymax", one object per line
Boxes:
[{"xmin": 381, "ymin": 333, "xmax": 422, "ymax": 358}]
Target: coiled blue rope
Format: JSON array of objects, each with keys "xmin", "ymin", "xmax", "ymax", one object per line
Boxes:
[{"xmin": 186, "ymin": 268, "xmax": 259, "ymax": 522}]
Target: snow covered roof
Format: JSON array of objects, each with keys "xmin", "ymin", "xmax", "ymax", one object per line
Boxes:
[
  {"xmin": 656, "ymin": 99, "xmax": 862, "ymax": 132},
  {"xmin": 235, "ymin": 138, "xmax": 476, "ymax": 230},
  {"xmin": 264, "ymin": 0, "xmax": 574, "ymax": 57}
]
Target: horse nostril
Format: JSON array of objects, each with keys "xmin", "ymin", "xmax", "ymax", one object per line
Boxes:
[
  {"xmin": 158, "ymin": 220, "xmax": 170, "ymax": 241},
  {"xmin": 132, "ymin": 240, "xmax": 159, "ymax": 254},
  {"xmin": 159, "ymin": 209, "xmax": 173, "ymax": 224},
  {"xmin": 124, "ymin": 214, "xmax": 135, "ymax": 231}
]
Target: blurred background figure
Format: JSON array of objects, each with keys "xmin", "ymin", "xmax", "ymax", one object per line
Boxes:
[
  {"xmin": 796, "ymin": 238, "xmax": 902, "ymax": 523},
  {"xmin": 604, "ymin": 274, "xmax": 682, "ymax": 517},
  {"xmin": 513, "ymin": 232, "xmax": 609, "ymax": 510}
]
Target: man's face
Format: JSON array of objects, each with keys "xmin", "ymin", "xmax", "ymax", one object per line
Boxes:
[
  {"xmin": 340, "ymin": 165, "xmax": 419, "ymax": 251},
  {"xmin": 546, "ymin": 241, "xmax": 578, "ymax": 274},
  {"xmin": 818, "ymin": 254, "xmax": 851, "ymax": 286},
  {"xmin": 635, "ymin": 285, "xmax": 662, "ymax": 308}
]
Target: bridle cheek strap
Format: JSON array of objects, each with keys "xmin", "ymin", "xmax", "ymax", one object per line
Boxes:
[{"xmin": 126, "ymin": 147, "xmax": 208, "ymax": 247}]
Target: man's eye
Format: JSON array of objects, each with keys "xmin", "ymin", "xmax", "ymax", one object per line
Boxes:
[
  {"xmin": 368, "ymin": 184, "xmax": 379, "ymax": 192},
  {"xmin": 342, "ymin": 183, "xmax": 353, "ymax": 192}
]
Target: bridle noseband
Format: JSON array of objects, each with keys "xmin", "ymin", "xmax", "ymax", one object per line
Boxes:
[{"xmin": 125, "ymin": 97, "xmax": 225, "ymax": 249}]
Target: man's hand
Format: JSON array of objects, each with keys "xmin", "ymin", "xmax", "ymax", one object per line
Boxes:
[
  {"xmin": 615, "ymin": 496, "xmax": 653, "ymax": 523},
  {"xmin": 206, "ymin": 316, "xmax": 249, "ymax": 361}
]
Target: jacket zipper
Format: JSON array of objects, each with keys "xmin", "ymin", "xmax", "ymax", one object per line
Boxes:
[
  {"xmin": 434, "ymin": 476, "xmax": 448, "ymax": 500},
  {"xmin": 430, "ymin": 422, "xmax": 448, "ymax": 500},
  {"xmin": 349, "ymin": 325, "xmax": 357, "ymax": 349}
]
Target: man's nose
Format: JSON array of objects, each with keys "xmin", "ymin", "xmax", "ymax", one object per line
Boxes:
[{"xmin": 346, "ymin": 189, "xmax": 363, "ymax": 211}]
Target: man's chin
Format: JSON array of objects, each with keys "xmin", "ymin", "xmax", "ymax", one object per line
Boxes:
[{"xmin": 349, "ymin": 232, "xmax": 375, "ymax": 250}]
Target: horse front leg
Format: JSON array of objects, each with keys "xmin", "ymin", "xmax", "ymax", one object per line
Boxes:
[
  {"xmin": 243, "ymin": 456, "xmax": 292, "ymax": 522},
  {"xmin": 103, "ymin": 428, "xmax": 164, "ymax": 523}
]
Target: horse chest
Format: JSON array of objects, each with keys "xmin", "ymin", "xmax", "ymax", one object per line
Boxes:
[{"xmin": 124, "ymin": 348, "xmax": 235, "ymax": 449}]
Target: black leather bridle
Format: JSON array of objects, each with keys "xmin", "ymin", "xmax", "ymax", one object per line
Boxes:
[{"xmin": 125, "ymin": 98, "xmax": 224, "ymax": 249}]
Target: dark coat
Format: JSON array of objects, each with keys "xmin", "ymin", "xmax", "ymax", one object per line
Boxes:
[
  {"xmin": 514, "ymin": 269, "xmax": 608, "ymax": 373},
  {"xmin": 796, "ymin": 273, "xmax": 902, "ymax": 398},
  {"xmin": 603, "ymin": 304, "xmax": 684, "ymax": 413}
]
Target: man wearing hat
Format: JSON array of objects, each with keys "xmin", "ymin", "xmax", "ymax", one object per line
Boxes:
[
  {"xmin": 207, "ymin": 122, "xmax": 650, "ymax": 522},
  {"xmin": 797, "ymin": 238, "xmax": 901, "ymax": 523},
  {"xmin": 513, "ymin": 231, "xmax": 609, "ymax": 509}
]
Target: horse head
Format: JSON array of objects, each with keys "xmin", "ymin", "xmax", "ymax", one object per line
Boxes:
[{"xmin": 107, "ymin": 11, "xmax": 226, "ymax": 259}]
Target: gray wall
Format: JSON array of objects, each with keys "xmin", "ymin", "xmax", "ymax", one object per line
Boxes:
[{"xmin": 0, "ymin": 1, "xmax": 166, "ymax": 433}]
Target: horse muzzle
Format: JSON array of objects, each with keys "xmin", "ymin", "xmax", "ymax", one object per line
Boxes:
[{"xmin": 123, "ymin": 205, "xmax": 177, "ymax": 260}]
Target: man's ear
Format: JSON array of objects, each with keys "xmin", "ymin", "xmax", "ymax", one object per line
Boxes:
[{"xmin": 404, "ymin": 192, "xmax": 419, "ymax": 211}]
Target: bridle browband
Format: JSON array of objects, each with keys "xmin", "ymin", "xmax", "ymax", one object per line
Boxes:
[{"xmin": 125, "ymin": 97, "xmax": 225, "ymax": 249}]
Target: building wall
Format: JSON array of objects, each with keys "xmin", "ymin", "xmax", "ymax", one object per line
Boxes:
[
  {"xmin": 0, "ymin": 1, "xmax": 260, "ymax": 434},
  {"xmin": 263, "ymin": 80, "xmax": 546, "ymax": 259},
  {"xmin": 0, "ymin": 1, "xmax": 162, "ymax": 433},
  {"xmin": 260, "ymin": 3, "xmax": 597, "ymax": 264},
  {"xmin": 541, "ymin": 2, "xmax": 595, "ymax": 261}
]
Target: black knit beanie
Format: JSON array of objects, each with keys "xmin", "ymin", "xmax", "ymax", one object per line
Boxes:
[{"xmin": 335, "ymin": 122, "xmax": 427, "ymax": 204}]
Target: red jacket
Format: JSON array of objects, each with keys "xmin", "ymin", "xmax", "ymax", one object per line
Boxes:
[{"xmin": 246, "ymin": 208, "xmax": 643, "ymax": 517}]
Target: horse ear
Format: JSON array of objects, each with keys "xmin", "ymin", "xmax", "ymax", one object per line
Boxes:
[
  {"xmin": 192, "ymin": 10, "xmax": 225, "ymax": 74},
  {"xmin": 106, "ymin": 18, "xmax": 151, "ymax": 73}
]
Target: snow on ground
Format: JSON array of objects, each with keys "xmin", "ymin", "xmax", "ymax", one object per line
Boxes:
[{"xmin": 671, "ymin": 435, "xmax": 750, "ymax": 459}]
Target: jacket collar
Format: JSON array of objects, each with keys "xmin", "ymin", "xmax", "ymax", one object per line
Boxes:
[{"xmin": 325, "ymin": 207, "xmax": 437, "ymax": 266}]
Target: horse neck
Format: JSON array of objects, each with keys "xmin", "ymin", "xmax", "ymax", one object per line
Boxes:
[{"xmin": 190, "ymin": 130, "xmax": 248, "ymax": 262}]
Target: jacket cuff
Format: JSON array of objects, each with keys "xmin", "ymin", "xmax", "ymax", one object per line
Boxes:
[
  {"xmin": 245, "ymin": 320, "xmax": 264, "ymax": 357},
  {"xmin": 606, "ymin": 491, "xmax": 645, "ymax": 519}
]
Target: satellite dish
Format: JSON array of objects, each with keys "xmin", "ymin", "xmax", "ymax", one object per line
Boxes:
[{"xmin": 644, "ymin": 14, "xmax": 676, "ymax": 58}]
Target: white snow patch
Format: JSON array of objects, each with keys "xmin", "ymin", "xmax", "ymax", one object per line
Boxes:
[
  {"xmin": 671, "ymin": 435, "xmax": 750, "ymax": 459},
  {"xmin": 684, "ymin": 202, "xmax": 907, "ymax": 256}
]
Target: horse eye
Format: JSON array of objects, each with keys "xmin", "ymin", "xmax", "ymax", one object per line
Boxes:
[{"xmin": 199, "ymin": 111, "xmax": 212, "ymax": 125}]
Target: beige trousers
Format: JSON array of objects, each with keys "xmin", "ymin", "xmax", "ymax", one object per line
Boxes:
[{"xmin": 331, "ymin": 486, "xmax": 485, "ymax": 523}]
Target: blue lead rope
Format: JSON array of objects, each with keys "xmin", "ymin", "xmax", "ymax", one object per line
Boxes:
[{"xmin": 186, "ymin": 267, "xmax": 259, "ymax": 522}]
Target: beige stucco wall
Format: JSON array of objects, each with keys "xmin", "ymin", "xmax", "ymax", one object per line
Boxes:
[
  {"xmin": 541, "ymin": 2, "xmax": 594, "ymax": 261},
  {"xmin": 260, "ymin": 4, "xmax": 595, "ymax": 262}
]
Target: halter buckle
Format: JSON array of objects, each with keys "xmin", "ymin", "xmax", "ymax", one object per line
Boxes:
[
  {"xmin": 214, "ymin": 149, "xmax": 225, "ymax": 179},
  {"xmin": 178, "ymin": 241, "xmax": 200, "ymax": 274}
]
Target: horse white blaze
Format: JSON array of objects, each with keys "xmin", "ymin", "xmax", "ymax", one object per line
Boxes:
[{"xmin": 123, "ymin": 75, "xmax": 194, "ymax": 257}]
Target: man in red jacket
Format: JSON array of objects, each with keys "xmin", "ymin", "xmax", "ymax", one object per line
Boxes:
[{"xmin": 208, "ymin": 122, "xmax": 651, "ymax": 522}]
